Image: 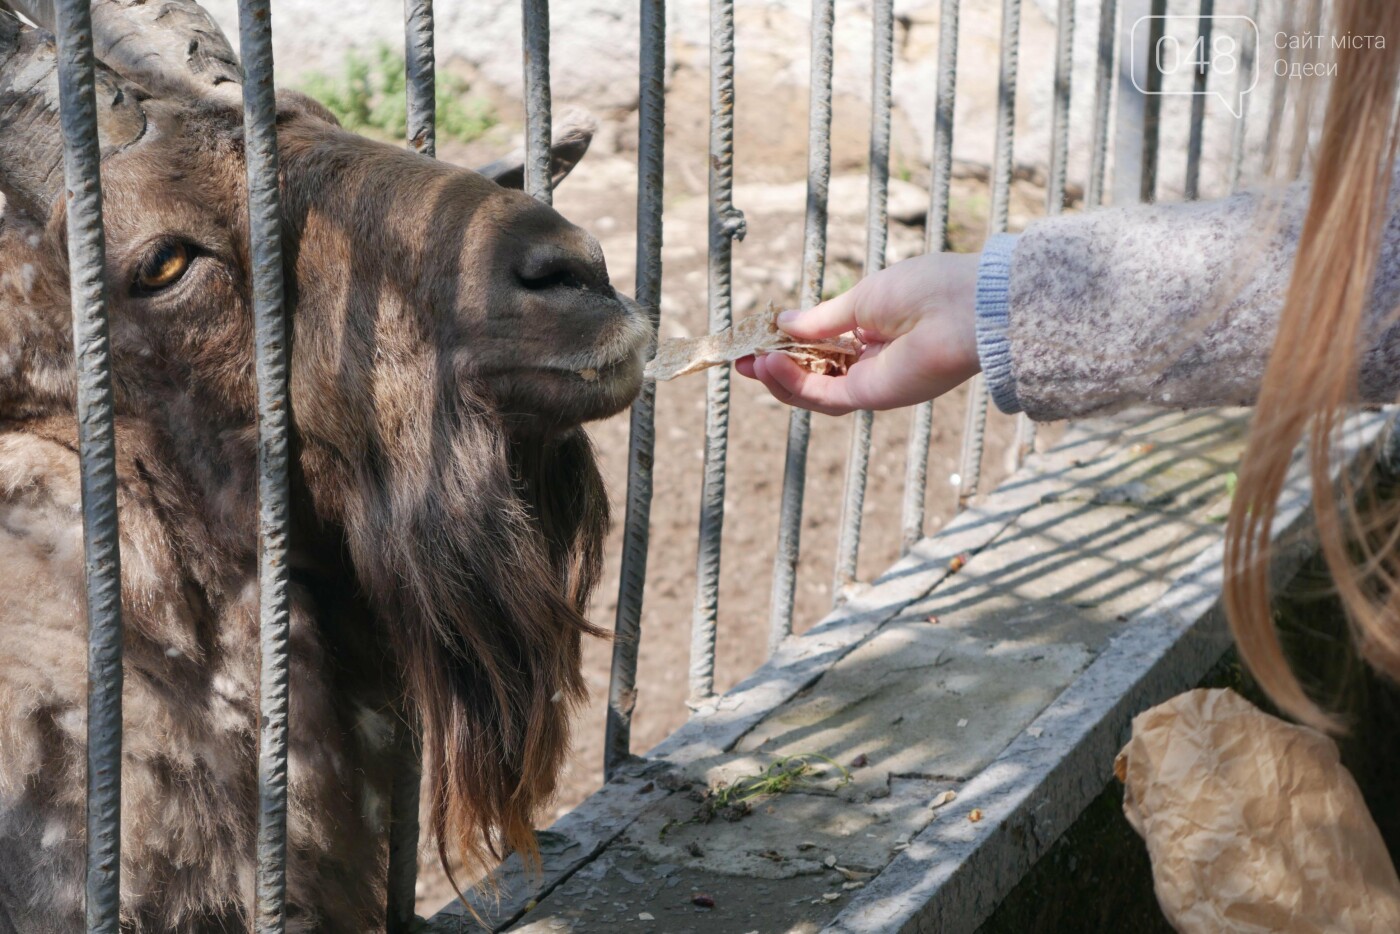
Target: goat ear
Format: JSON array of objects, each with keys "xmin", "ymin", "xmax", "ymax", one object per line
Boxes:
[{"xmin": 475, "ymin": 112, "xmax": 596, "ymax": 190}]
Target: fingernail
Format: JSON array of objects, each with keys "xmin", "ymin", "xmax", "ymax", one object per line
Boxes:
[{"xmin": 777, "ymin": 308, "xmax": 800, "ymax": 326}]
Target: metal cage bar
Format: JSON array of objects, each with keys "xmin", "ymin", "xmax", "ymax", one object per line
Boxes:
[
  {"xmin": 1184, "ymin": 0, "xmax": 1214, "ymax": 201},
  {"xmin": 522, "ymin": 0, "xmax": 552, "ymax": 203},
  {"xmin": 1283, "ymin": 0, "xmax": 1324, "ymax": 183},
  {"xmin": 1013, "ymin": 0, "xmax": 1074, "ymax": 468},
  {"xmin": 833, "ymin": 412, "xmax": 874, "ymax": 602},
  {"xmin": 956, "ymin": 0, "xmax": 1020, "ymax": 508},
  {"xmin": 52, "ymin": 1, "xmax": 123, "ymax": 929},
  {"xmin": 1228, "ymin": 0, "xmax": 1260, "ymax": 194},
  {"xmin": 233, "ymin": 0, "xmax": 294, "ymax": 929},
  {"xmin": 607, "ymin": 0, "xmax": 667, "ymax": 771},
  {"xmin": 1047, "ymin": 0, "xmax": 1074, "ymax": 219},
  {"xmin": 1020, "ymin": 0, "xmax": 1075, "ymax": 474},
  {"xmin": 687, "ymin": 0, "xmax": 743, "ymax": 703},
  {"xmin": 1114, "ymin": 0, "xmax": 1157, "ymax": 204},
  {"xmin": 385, "ymin": 1, "xmax": 435, "ymax": 925},
  {"xmin": 385, "ymin": 727, "xmax": 421, "ymax": 932},
  {"xmin": 1139, "ymin": 0, "xmax": 1166, "ymax": 202},
  {"xmin": 768, "ymin": 0, "xmax": 835, "ymax": 653},
  {"xmin": 1087, "ymin": 0, "xmax": 1117, "ymax": 209},
  {"xmin": 832, "ymin": 0, "xmax": 894, "ymax": 605},
  {"xmin": 1261, "ymin": 1, "xmax": 1295, "ymax": 180},
  {"xmin": 900, "ymin": 0, "xmax": 960, "ymax": 555},
  {"xmin": 404, "ymin": 0, "xmax": 435, "ymax": 158}
]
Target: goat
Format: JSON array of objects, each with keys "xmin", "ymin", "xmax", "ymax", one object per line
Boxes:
[{"xmin": 0, "ymin": 1, "xmax": 648, "ymax": 929}]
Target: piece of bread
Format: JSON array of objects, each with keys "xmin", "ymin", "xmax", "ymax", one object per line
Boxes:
[{"xmin": 645, "ymin": 304, "xmax": 861, "ymax": 381}]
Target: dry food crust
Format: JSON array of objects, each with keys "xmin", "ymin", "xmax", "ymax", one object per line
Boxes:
[{"xmin": 645, "ymin": 305, "xmax": 861, "ymax": 381}]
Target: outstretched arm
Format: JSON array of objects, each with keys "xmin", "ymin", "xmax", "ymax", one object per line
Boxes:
[
  {"xmin": 979, "ymin": 181, "xmax": 1395, "ymax": 421},
  {"xmin": 741, "ymin": 177, "xmax": 1400, "ymax": 420}
]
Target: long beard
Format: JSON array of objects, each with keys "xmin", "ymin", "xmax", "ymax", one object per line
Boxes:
[{"xmin": 338, "ymin": 383, "xmax": 606, "ymax": 882}]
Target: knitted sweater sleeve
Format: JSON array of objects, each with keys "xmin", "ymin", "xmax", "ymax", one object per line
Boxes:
[{"xmin": 973, "ymin": 181, "xmax": 1400, "ymax": 421}]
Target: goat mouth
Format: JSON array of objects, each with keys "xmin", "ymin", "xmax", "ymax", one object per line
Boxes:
[
  {"xmin": 492, "ymin": 351, "xmax": 643, "ymax": 430},
  {"xmin": 529, "ymin": 346, "xmax": 644, "ymax": 385},
  {"xmin": 528, "ymin": 360, "xmax": 640, "ymax": 399},
  {"xmin": 494, "ymin": 350, "xmax": 642, "ymax": 401},
  {"xmin": 568, "ymin": 353, "xmax": 639, "ymax": 384}
]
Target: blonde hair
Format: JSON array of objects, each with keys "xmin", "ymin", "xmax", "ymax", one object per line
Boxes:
[{"xmin": 1224, "ymin": 0, "xmax": 1400, "ymax": 730}]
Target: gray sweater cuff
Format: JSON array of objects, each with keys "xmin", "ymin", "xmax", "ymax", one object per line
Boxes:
[{"xmin": 974, "ymin": 232, "xmax": 1022, "ymax": 415}]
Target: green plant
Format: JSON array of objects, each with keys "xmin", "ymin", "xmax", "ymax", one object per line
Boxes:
[
  {"xmin": 658, "ymin": 754, "xmax": 852, "ymax": 840},
  {"xmin": 299, "ymin": 44, "xmax": 496, "ymax": 144},
  {"xmin": 711, "ymin": 753, "xmax": 851, "ymax": 808},
  {"xmin": 1207, "ymin": 470, "xmax": 1241, "ymax": 523}
]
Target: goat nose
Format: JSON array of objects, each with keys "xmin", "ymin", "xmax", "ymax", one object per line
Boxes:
[{"xmin": 514, "ymin": 240, "xmax": 611, "ymax": 294}]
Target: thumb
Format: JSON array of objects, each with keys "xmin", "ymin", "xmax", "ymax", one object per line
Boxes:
[{"xmin": 776, "ymin": 286, "xmax": 863, "ymax": 341}]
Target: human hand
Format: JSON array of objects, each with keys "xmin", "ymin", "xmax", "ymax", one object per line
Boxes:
[{"xmin": 736, "ymin": 251, "xmax": 982, "ymax": 416}]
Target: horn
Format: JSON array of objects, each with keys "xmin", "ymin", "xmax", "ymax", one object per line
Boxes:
[
  {"xmin": 0, "ymin": 12, "xmax": 146, "ymax": 220},
  {"xmin": 1, "ymin": 0, "xmax": 240, "ymax": 102}
]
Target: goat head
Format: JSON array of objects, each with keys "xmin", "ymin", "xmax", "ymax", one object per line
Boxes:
[{"xmin": 0, "ymin": 1, "xmax": 644, "ymax": 928}]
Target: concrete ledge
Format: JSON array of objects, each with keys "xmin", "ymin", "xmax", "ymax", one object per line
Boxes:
[
  {"xmin": 826, "ymin": 409, "xmax": 1386, "ymax": 934},
  {"xmin": 427, "ymin": 408, "xmax": 1387, "ymax": 933}
]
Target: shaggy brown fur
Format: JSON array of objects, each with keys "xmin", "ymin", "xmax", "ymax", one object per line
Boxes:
[{"xmin": 0, "ymin": 8, "xmax": 645, "ymax": 931}]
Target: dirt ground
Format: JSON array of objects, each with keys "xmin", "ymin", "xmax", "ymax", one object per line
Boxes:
[{"xmin": 417, "ymin": 77, "xmax": 1062, "ymax": 911}]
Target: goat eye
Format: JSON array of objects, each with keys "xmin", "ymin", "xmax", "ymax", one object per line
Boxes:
[{"xmin": 134, "ymin": 241, "xmax": 190, "ymax": 292}]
